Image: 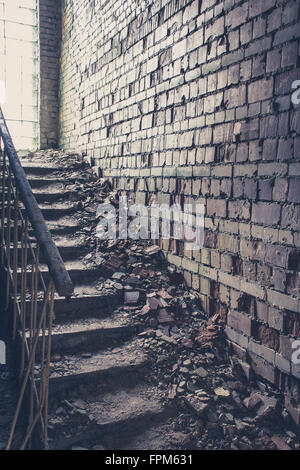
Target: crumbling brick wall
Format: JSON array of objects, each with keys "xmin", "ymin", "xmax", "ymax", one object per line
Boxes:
[
  {"xmin": 58, "ymin": 0, "xmax": 300, "ymax": 416},
  {"xmin": 39, "ymin": 0, "xmax": 61, "ymax": 148}
]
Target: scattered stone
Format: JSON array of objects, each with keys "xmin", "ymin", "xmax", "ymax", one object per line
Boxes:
[
  {"xmin": 183, "ymin": 359, "xmax": 191, "ymax": 367},
  {"xmin": 185, "ymin": 395, "xmax": 208, "ymax": 416},
  {"xmin": 214, "ymin": 387, "xmax": 230, "ymax": 397},
  {"xmin": 194, "ymin": 367, "xmax": 208, "ymax": 378},
  {"xmin": 112, "ymin": 272, "xmax": 126, "ymax": 280},
  {"xmin": 147, "ymin": 297, "xmax": 161, "ymax": 311},
  {"xmin": 157, "ymin": 309, "xmax": 175, "ymax": 325},
  {"xmin": 124, "ymin": 291, "xmax": 140, "ymax": 304},
  {"xmin": 145, "ymin": 246, "xmax": 161, "ymax": 255},
  {"xmin": 72, "ymin": 399, "xmax": 86, "ymax": 409},
  {"xmin": 271, "ymin": 436, "xmax": 292, "ymax": 451},
  {"xmin": 243, "ymin": 393, "xmax": 263, "ymax": 410},
  {"xmin": 81, "ymin": 353, "xmax": 92, "ymax": 358}
]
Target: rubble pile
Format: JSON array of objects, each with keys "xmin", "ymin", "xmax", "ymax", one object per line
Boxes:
[{"xmin": 24, "ymin": 150, "xmax": 299, "ymax": 450}]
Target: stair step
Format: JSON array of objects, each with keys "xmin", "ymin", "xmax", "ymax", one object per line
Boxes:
[
  {"xmin": 33, "ymin": 202, "xmax": 76, "ymax": 220},
  {"xmin": 45, "ymin": 217, "xmax": 82, "ymax": 235},
  {"xmin": 2, "ymin": 202, "xmax": 76, "ymax": 221},
  {"xmin": 27, "ymin": 176, "xmax": 87, "ymax": 189},
  {"xmin": 7, "ymin": 236, "xmax": 87, "ymax": 264},
  {"xmin": 1, "ymin": 217, "xmax": 82, "ymax": 237},
  {"xmin": 1, "ymin": 218, "xmax": 81, "ymax": 237},
  {"xmin": 16, "ymin": 260, "xmax": 107, "ymax": 288},
  {"xmin": 47, "ymin": 339, "xmax": 150, "ymax": 395},
  {"xmin": 48, "ymin": 385, "xmax": 170, "ymax": 450},
  {"xmin": 31, "ymin": 314, "xmax": 139, "ymax": 355},
  {"xmin": 33, "ymin": 189, "xmax": 79, "ymax": 204},
  {"xmin": 25, "ymin": 291, "xmax": 120, "ymax": 322},
  {"xmin": 22, "ymin": 163, "xmax": 61, "ymax": 176},
  {"xmin": 28, "ymin": 177, "xmax": 72, "ymax": 189}
]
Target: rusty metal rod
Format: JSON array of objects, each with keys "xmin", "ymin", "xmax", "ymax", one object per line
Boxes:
[{"xmin": 0, "ymin": 107, "xmax": 73, "ymax": 298}]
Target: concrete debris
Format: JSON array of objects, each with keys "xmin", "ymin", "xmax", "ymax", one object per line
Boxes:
[
  {"xmin": 271, "ymin": 435, "xmax": 292, "ymax": 451},
  {"xmin": 17, "ymin": 150, "xmax": 300, "ymax": 451},
  {"xmin": 214, "ymin": 387, "xmax": 231, "ymax": 397}
]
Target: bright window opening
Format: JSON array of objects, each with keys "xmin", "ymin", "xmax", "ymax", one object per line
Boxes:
[{"xmin": 0, "ymin": 0, "xmax": 39, "ymax": 151}]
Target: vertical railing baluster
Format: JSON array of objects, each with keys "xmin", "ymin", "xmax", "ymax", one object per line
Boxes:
[
  {"xmin": 19, "ymin": 217, "xmax": 28, "ymax": 379},
  {"xmin": 7, "ymin": 283, "xmax": 52, "ymax": 450},
  {"xmin": 12, "ymin": 188, "xmax": 19, "ymax": 339},
  {"xmin": 28, "ymin": 245, "xmax": 36, "ymax": 448},
  {"xmin": 1, "ymin": 107, "xmax": 73, "ymax": 449},
  {"xmin": 43, "ymin": 281, "xmax": 55, "ymax": 450},
  {"xmin": 5, "ymin": 164, "xmax": 12, "ymax": 310},
  {"xmin": 1, "ymin": 151, "xmax": 6, "ymax": 267}
]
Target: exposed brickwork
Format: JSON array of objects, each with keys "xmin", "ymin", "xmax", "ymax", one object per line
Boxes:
[
  {"xmin": 39, "ymin": 0, "xmax": 61, "ymax": 148},
  {"xmin": 57, "ymin": 0, "xmax": 300, "ymax": 399}
]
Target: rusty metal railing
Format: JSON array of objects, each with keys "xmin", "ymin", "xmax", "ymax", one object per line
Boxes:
[{"xmin": 0, "ymin": 107, "xmax": 74, "ymax": 449}]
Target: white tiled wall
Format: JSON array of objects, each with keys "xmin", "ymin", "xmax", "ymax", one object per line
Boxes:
[{"xmin": 0, "ymin": 0, "xmax": 39, "ymax": 151}]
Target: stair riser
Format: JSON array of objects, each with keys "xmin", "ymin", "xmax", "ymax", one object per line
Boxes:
[
  {"xmin": 34, "ymin": 207, "xmax": 76, "ymax": 220},
  {"xmin": 23, "ymin": 166, "xmax": 59, "ymax": 176},
  {"xmin": 28, "ymin": 179, "xmax": 65, "ymax": 189},
  {"xmin": 28, "ymin": 178, "xmax": 86, "ymax": 189},
  {"xmin": 44, "ymin": 225, "xmax": 81, "ymax": 236}
]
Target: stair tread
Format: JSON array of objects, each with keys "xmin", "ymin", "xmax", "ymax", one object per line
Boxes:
[
  {"xmin": 52, "ymin": 314, "xmax": 132, "ymax": 334},
  {"xmin": 27, "ymin": 175, "xmax": 86, "ymax": 185},
  {"xmin": 35, "ymin": 202, "xmax": 76, "ymax": 210},
  {"xmin": 44, "ymin": 218, "xmax": 81, "ymax": 232},
  {"xmin": 49, "ymin": 385, "xmax": 164, "ymax": 428},
  {"xmin": 25, "ymin": 314, "xmax": 133, "ymax": 338},
  {"xmin": 22, "ymin": 162, "xmax": 59, "ymax": 170},
  {"xmin": 58, "ymin": 285, "xmax": 110, "ymax": 298},
  {"xmin": 10, "ymin": 237, "xmax": 85, "ymax": 249},
  {"xmin": 25, "ymin": 287, "xmax": 114, "ymax": 303},
  {"xmin": 49, "ymin": 339, "xmax": 148, "ymax": 379},
  {"xmin": 48, "ymin": 260, "xmax": 98, "ymax": 273},
  {"xmin": 17, "ymin": 260, "xmax": 99, "ymax": 274},
  {"xmin": 32, "ymin": 185, "xmax": 75, "ymax": 194},
  {"xmin": 52, "ymin": 234, "xmax": 86, "ymax": 245}
]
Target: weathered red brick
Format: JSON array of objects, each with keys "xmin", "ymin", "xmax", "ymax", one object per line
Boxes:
[
  {"xmin": 252, "ymin": 202, "xmax": 281, "ymax": 225},
  {"xmin": 228, "ymin": 200, "xmax": 251, "ymax": 220},
  {"xmin": 265, "ymin": 245, "xmax": 290, "ymax": 268},
  {"xmin": 288, "ymin": 179, "xmax": 300, "ymax": 203},
  {"xmin": 207, "ymin": 199, "xmax": 227, "ymax": 218},
  {"xmin": 248, "ymin": 78, "xmax": 274, "ymax": 103},
  {"xmin": 228, "ymin": 310, "xmax": 253, "ymax": 336},
  {"xmin": 253, "ymin": 323, "xmax": 280, "ymax": 351}
]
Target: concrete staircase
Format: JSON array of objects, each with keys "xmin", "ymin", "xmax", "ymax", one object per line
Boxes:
[{"xmin": 19, "ymin": 158, "xmax": 173, "ymax": 450}]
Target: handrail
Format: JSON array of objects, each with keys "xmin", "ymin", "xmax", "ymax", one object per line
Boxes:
[{"xmin": 0, "ymin": 106, "xmax": 73, "ymax": 298}]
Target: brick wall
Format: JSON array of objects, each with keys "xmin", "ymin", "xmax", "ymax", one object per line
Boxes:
[
  {"xmin": 39, "ymin": 0, "xmax": 61, "ymax": 148},
  {"xmin": 58, "ymin": 0, "xmax": 300, "ymax": 414}
]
